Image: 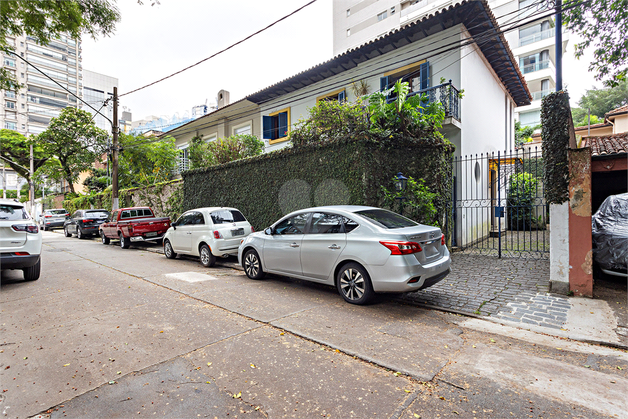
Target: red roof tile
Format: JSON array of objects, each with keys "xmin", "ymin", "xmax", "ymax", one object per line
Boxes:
[
  {"xmin": 605, "ymin": 104, "xmax": 628, "ymax": 117},
  {"xmin": 581, "ymin": 133, "xmax": 628, "ymax": 157}
]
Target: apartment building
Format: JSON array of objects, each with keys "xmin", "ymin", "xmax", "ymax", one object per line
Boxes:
[
  {"xmin": 333, "ymin": 0, "xmax": 568, "ymax": 128},
  {"xmin": 83, "ymin": 69, "xmax": 118, "ymax": 131},
  {"xmin": 1, "ymin": 33, "xmax": 82, "ymax": 136}
]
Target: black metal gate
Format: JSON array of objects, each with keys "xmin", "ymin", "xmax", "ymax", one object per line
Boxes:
[{"xmin": 452, "ymin": 148, "xmax": 549, "ymax": 258}]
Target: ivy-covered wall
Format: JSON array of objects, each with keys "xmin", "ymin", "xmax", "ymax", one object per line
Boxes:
[{"xmin": 182, "ymin": 137, "xmax": 454, "ymax": 235}]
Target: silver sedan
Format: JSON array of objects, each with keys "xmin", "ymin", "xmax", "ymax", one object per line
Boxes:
[{"xmin": 238, "ymin": 205, "xmax": 451, "ymax": 305}]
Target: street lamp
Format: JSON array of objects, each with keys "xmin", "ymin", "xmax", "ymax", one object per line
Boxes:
[{"xmin": 394, "ymin": 172, "xmax": 408, "ymax": 192}]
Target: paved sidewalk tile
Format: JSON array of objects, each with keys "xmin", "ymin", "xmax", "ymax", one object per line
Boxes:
[{"xmin": 397, "ymin": 253, "xmax": 551, "ymax": 319}]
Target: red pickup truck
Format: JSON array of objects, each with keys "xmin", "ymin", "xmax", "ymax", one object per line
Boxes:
[{"xmin": 99, "ymin": 207, "xmax": 170, "ymax": 249}]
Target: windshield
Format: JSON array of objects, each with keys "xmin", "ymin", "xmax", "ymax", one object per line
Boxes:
[
  {"xmin": 0, "ymin": 204, "xmax": 29, "ymax": 221},
  {"xmin": 354, "ymin": 209, "xmax": 418, "ymax": 229},
  {"xmin": 211, "ymin": 210, "xmax": 247, "ymax": 224}
]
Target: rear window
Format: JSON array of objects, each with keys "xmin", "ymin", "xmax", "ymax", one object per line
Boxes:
[
  {"xmin": 121, "ymin": 209, "xmax": 152, "ymax": 219},
  {"xmin": 354, "ymin": 209, "xmax": 418, "ymax": 229},
  {"xmin": 48, "ymin": 209, "xmax": 67, "ymax": 215},
  {"xmin": 210, "ymin": 210, "xmax": 246, "ymax": 224},
  {"xmin": 86, "ymin": 210, "xmax": 109, "ymax": 218},
  {"xmin": 0, "ymin": 204, "xmax": 29, "ymax": 221}
]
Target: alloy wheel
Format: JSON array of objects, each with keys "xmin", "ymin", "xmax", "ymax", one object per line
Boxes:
[
  {"xmin": 339, "ymin": 268, "xmax": 365, "ymax": 301},
  {"xmin": 244, "ymin": 252, "xmax": 260, "ymax": 278}
]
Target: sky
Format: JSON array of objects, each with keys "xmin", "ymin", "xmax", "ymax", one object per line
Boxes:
[{"xmin": 81, "ymin": 0, "xmax": 603, "ymax": 121}]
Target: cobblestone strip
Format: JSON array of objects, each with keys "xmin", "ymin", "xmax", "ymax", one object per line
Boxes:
[
  {"xmin": 397, "ymin": 253, "xmax": 550, "ymax": 317},
  {"xmin": 492, "ymin": 293, "xmax": 571, "ymax": 329}
]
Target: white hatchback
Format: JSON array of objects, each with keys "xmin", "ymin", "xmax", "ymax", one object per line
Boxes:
[
  {"xmin": 163, "ymin": 207, "xmax": 253, "ymax": 267},
  {"xmin": 0, "ymin": 199, "xmax": 42, "ymax": 281}
]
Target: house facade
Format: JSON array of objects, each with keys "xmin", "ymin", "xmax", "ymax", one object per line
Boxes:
[{"xmin": 243, "ymin": 0, "xmax": 530, "ymax": 247}]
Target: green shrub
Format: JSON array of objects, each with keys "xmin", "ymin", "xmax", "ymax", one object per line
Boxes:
[
  {"xmin": 189, "ymin": 134, "xmax": 264, "ymax": 169},
  {"xmin": 381, "ymin": 176, "xmax": 439, "ymax": 226},
  {"xmin": 507, "ymin": 172, "xmax": 545, "ymax": 230}
]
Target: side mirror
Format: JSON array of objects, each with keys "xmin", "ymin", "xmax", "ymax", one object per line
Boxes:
[
  {"xmin": 264, "ymin": 227, "xmax": 273, "ymax": 235},
  {"xmin": 171, "ymin": 222, "xmax": 177, "ymax": 229}
]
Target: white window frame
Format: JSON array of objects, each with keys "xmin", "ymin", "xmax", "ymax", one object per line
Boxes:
[{"xmin": 233, "ymin": 121, "xmax": 253, "ymax": 137}]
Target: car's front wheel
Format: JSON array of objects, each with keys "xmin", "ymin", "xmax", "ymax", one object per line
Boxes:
[
  {"xmin": 243, "ymin": 249, "xmax": 265, "ymax": 280},
  {"xmin": 199, "ymin": 244, "xmax": 216, "ymax": 268},
  {"xmin": 164, "ymin": 239, "xmax": 177, "ymax": 259},
  {"xmin": 77, "ymin": 227, "xmax": 84, "ymax": 239},
  {"xmin": 101, "ymin": 231, "xmax": 110, "ymax": 244},
  {"xmin": 336, "ymin": 263, "xmax": 374, "ymax": 305},
  {"xmin": 23, "ymin": 258, "xmax": 41, "ymax": 281},
  {"xmin": 119, "ymin": 233, "xmax": 130, "ymax": 249},
  {"xmin": 64, "ymin": 226, "xmax": 72, "ymax": 237}
]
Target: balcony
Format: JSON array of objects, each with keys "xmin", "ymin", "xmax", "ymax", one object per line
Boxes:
[
  {"xmin": 407, "ymin": 80, "xmax": 461, "ymax": 120},
  {"xmin": 519, "ymin": 29, "xmax": 554, "ymax": 47},
  {"xmin": 531, "ymin": 89, "xmax": 551, "ymax": 101},
  {"xmin": 521, "ymin": 60, "xmax": 550, "ymax": 74}
]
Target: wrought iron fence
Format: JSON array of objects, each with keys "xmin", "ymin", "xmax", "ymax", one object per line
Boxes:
[{"xmin": 451, "ymin": 148, "xmax": 548, "ymax": 258}]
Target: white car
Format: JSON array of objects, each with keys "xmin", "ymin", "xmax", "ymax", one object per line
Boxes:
[
  {"xmin": 163, "ymin": 207, "xmax": 253, "ymax": 267},
  {"xmin": 0, "ymin": 199, "xmax": 42, "ymax": 281}
]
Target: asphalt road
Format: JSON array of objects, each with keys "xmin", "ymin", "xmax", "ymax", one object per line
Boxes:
[{"xmin": 1, "ymin": 231, "xmax": 627, "ymax": 418}]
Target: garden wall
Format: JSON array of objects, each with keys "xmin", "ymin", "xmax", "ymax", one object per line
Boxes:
[{"xmin": 183, "ymin": 137, "xmax": 454, "ymax": 235}]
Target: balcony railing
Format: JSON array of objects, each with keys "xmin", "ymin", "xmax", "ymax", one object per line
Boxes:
[
  {"xmin": 521, "ymin": 60, "xmax": 550, "ymax": 74},
  {"xmin": 519, "ymin": 29, "xmax": 554, "ymax": 47},
  {"xmin": 531, "ymin": 89, "xmax": 551, "ymax": 101},
  {"xmin": 406, "ymin": 80, "xmax": 461, "ymax": 120}
]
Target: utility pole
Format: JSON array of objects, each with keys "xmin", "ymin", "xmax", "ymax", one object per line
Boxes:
[
  {"xmin": 555, "ymin": 0, "xmax": 563, "ymax": 91},
  {"xmin": 112, "ymin": 87, "xmax": 119, "ymax": 210}
]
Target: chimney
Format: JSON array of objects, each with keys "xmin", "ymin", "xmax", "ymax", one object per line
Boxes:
[{"xmin": 217, "ymin": 90, "xmax": 230, "ymax": 109}]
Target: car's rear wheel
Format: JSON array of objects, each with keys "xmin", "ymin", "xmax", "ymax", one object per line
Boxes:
[
  {"xmin": 23, "ymin": 258, "xmax": 41, "ymax": 281},
  {"xmin": 77, "ymin": 227, "xmax": 84, "ymax": 239},
  {"xmin": 243, "ymin": 249, "xmax": 265, "ymax": 280},
  {"xmin": 101, "ymin": 231, "xmax": 110, "ymax": 244},
  {"xmin": 119, "ymin": 233, "xmax": 130, "ymax": 249},
  {"xmin": 199, "ymin": 244, "xmax": 216, "ymax": 267},
  {"xmin": 64, "ymin": 226, "xmax": 72, "ymax": 237},
  {"xmin": 336, "ymin": 263, "xmax": 374, "ymax": 305},
  {"xmin": 164, "ymin": 239, "xmax": 177, "ymax": 259}
]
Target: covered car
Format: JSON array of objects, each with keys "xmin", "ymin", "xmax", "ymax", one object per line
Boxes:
[{"xmin": 592, "ymin": 193, "xmax": 628, "ymax": 277}]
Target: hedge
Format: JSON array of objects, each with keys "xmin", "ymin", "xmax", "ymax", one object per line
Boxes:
[
  {"xmin": 182, "ymin": 137, "xmax": 454, "ymax": 237},
  {"xmin": 541, "ymin": 91, "xmax": 572, "ymax": 205}
]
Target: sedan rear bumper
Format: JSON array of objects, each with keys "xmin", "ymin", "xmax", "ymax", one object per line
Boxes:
[
  {"xmin": 43, "ymin": 221, "xmax": 65, "ymax": 228},
  {"xmin": 0, "ymin": 253, "xmax": 40, "ymax": 270},
  {"xmin": 368, "ymin": 251, "xmax": 451, "ymax": 293}
]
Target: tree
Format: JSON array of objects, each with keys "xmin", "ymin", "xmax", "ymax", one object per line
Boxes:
[
  {"xmin": 117, "ymin": 134, "xmax": 178, "ymax": 188},
  {"xmin": 563, "ymin": 0, "xmax": 628, "ymax": 87},
  {"xmin": 570, "ymin": 80, "xmax": 628, "ymax": 126},
  {"xmin": 0, "ymin": 1, "xmax": 121, "ymax": 91},
  {"xmin": 0, "ymin": 129, "xmax": 48, "ymax": 179},
  {"xmin": 35, "ymin": 107, "xmax": 109, "ymax": 194},
  {"xmin": 189, "ymin": 134, "xmax": 265, "ymax": 169}
]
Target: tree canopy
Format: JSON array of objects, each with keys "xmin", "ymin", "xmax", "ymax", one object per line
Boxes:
[
  {"xmin": 0, "ymin": 0, "xmax": 121, "ymax": 90},
  {"xmin": 563, "ymin": 0, "xmax": 628, "ymax": 87},
  {"xmin": 0, "ymin": 129, "xmax": 48, "ymax": 180},
  {"xmin": 35, "ymin": 107, "xmax": 109, "ymax": 194},
  {"xmin": 117, "ymin": 133, "xmax": 178, "ymax": 188},
  {"xmin": 570, "ymin": 79, "xmax": 628, "ymax": 126}
]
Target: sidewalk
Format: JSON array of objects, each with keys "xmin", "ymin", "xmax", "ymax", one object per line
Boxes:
[{"xmin": 399, "ymin": 253, "xmax": 628, "ymax": 348}]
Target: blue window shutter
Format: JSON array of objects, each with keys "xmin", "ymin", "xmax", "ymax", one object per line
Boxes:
[
  {"xmin": 380, "ymin": 76, "xmax": 389, "ymax": 92},
  {"xmin": 338, "ymin": 90, "xmax": 345, "ymax": 102},
  {"xmin": 420, "ymin": 62, "xmax": 430, "ymax": 90},
  {"xmin": 278, "ymin": 112, "xmax": 288, "ymax": 138},
  {"xmin": 262, "ymin": 115, "xmax": 272, "ymax": 139}
]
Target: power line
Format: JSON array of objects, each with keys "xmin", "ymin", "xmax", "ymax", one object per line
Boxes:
[
  {"xmin": 122, "ymin": 0, "xmax": 576, "ymax": 148},
  {"xmin": 119, "ymin": 0, "xmax": 318, "ymax": 98}
]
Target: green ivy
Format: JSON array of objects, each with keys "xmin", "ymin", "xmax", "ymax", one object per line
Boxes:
[
  {"xmin": 182, "ymin": 136, "xmax": 454, "ymax": 238},
  {"xmin": 541, "ymin": 91, "xmax": 571, "ymax": 205},
  {"xmin": 380, "ymin": 176, "xmax": 438, "ymax": 226}
]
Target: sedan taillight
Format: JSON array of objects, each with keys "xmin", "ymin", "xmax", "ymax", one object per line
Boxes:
[
  {"xmin": 44, "ymin": 215, "xmax": 52, "ymax": 218},
  {"xmin": 12, "ymin": 224, "xmax": 39, "ymax": 234},
  {"xmin": 251, "ymin": 226, "xmax": 255, "ymax": 233},
  {"xmin": 441, "ymin": 234, "xmax": 445, "ymax": 246},
  {"xmin": 380, "ymin": 240, "xmax": 422, "ymax": 255},
  {"xmin": 83, "ymin": 219, "xmax": 94, "ymax": 223}
]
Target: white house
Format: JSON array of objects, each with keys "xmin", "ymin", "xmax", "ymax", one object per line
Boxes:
[{"xmin": 243, "ymin": 0, "xmax": 531, "ymax": 246}]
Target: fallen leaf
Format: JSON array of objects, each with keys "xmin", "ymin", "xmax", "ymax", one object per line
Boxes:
[
  {"xmin": 250, "ymin": 364, "xmax": 256, "ymax": 369},
  {"xmin": 280, "ymin": 332, "xmax": 284, "ymax": 336},
  {"xmin": 117, "ymin": 371, "xmax": 122, "ymax": 375},
  {"xmin": 206, "ymin": 381, "xmax": 211, "ymax": 384},
  {"xmin": 207, "ymin": 362, "xmax": 212, "ymax": 366},
  {"xmin": 472, "ymin": 345, "xmax": 476, "ymax": 348},
  {"xmin": 233, "ymin": 392, "xmax": 241, "ymax": 398},
  {"xmin": 490, "ymin": 339, "xmax": 496, "ymax": 343},
  {"xmin": 617, "ymin": 366, "xmax": 623, "ymax": 370},
  {"xmin": 63, "ymin": 364, "xmax": 70, "ymax": 367},
  {"xmin": 414, "ymin": 414, "xmax": 421, "ymax": 418},
  {"xmin": 584, "ymin": 365, "xmax": 591, "ymax": 368},
  {"xmin": 404, "ymin": 389, "xmax": 412, "ymax": 393},
  {"xmin": 159, "ymin": 331, "xmax": 164, "ymax": 333}
]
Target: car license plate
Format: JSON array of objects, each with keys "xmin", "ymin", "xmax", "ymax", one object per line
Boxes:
[
  {"xmin": 231, "ymin": 228, "xmax": 244, "ymax": 236},
  {"xmin": 145, "ymin": 232, "xmax": 158, "ymax": 237}
]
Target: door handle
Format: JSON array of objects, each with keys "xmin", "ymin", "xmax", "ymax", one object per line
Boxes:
[
  {"xmin": 187, "ymin": 232, "xmax": 192, "ymax": 235},
  {"xmin": 328, "ymin": 244, "xmax": 341, "ymax": 250},
  {"xmin": 290, "ymin": 242, "xmax": 300, "ymax": 248}
]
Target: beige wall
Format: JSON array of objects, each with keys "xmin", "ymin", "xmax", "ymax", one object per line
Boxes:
[{"xmin": 610, "ymin": 113, "xmax": 628, "ymax": 134}]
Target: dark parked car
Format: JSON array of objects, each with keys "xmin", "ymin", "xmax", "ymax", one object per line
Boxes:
[
  {"xmin": 592, "ymin": 193, "xmax": 628, "ymax": 278},
  {"xmin": 64, "ymin": 209, "xmax": 110, "ymax": 239}
]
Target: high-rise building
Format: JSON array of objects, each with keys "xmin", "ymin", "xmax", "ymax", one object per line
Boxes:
[
  {"xmin": 333, "ymin": 0, "xmax": 568, "ymax": 128},
  {"xmin": 83, "ymin": 69, "xmax": 118, "ymax": 131},
  {"xmin": 1, "ymin": 33, "xmax": 82, "ymax": 136}
]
